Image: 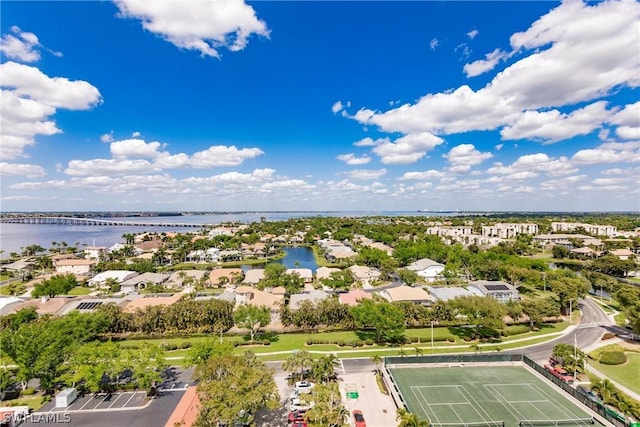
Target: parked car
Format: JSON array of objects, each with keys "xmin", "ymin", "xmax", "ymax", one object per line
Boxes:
[
  {"xmin": 353, "ymin": 409, "xmax": 366, "ymax": 427},
  {"xmin": 288, "ymin": 409, "xmax": 306, "ymax": 423},
  {"xmin": 294, "ymin": 381, "xmax": 315, "ymax": 394},
  {"xmin": 290, "ymin": 398, "xmax": 314, "ymax": 412},
  {"xmin": 291, "ymin": 422, "xmax": 308, "ymax": 427}
]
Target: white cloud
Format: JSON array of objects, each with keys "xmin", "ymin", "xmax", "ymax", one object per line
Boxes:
[
  {"xmin": 372, "ymin": 132, "xmax": 444, "ymax": 165},
  {"xmin": 343, "ymin": 169, "xmax": 387, "ymax": 180},
  {"xmin": 0, "ymin": 26, "xmax": 41, "ymax": 62},
  {"xmin": 332, "ymin": 101, "xmax": 344, "ymax": 114},
  {"xmin": 609, "ymin": 101, "xmax": 640, "ymax": 139},
  {"xmin": 463, "ymin": 48, "xmax": 508, "ymax": 77},
  {"xmin": 110, "ymin": 139, "xmax": 164, "ymax": 159},
  {"xmin": 0, "ymin": 62, "xmax": 101, "ymax": 160},
  {"xmin": 348, "ymin": 0, "xmax": 639, "ymax": 144},
  {"xmin": 336, "ymin": 153, "xmax": 371, "ymax": 165},
  {"xmin": 114, "ymin": 0, "xmax": 269, "ymax": 58},
  {"xmin": 353, "ymin": 137, "xmax": 385, "ymax": 147},
  {"xmin": 100, "ymin": 132, "xmax": 114, "ymax": 143},
  {"xmin": 467, "ymin": 29, "xmax": 479, "ymax": 40},
  {"xmin": 429, "ymin": 38, "xmax": 439, "ymax": 50},
  {"xmin": 132, "ymin": 131, "xmax": 141, "ymax": 137},
  {"xmin": 500, "ymin": 101, "xmax": 611, "ymax": 143},
  {"xmin": 400, "ymin": 170, "xmax": 445, "ymax": 181},
  {"xmin": 190, "ymin": 145, "xmax": 263, "ymax": 168},
  {"xmin": 0, "ymin": 162, "xmax": 46, "ymax": 178},
  {"xmin": 443, "ymin": 144, "xmax": 492, "ymax": 172},
  {"xmin": 261, "ymin": 179, "xmax": 315, "ymax": 192},
  {"xmin": 65, "ymin": 159, "xmax": 155, "ymax": 176},
  {"xmin": 487, "ymin": 153, "xmax": 577, "ymax": 177},
  {"xmin": 572, "ymin": 141, "xmax": 640, "ymax": 165}
]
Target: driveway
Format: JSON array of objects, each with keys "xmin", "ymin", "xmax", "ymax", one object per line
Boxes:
[{"xmin": 338, "ymin": 370, "xmax": 397, "ymax": 427}]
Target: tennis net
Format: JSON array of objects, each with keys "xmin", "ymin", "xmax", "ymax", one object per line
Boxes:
[{"xmin": 519, "ymin": 417, "xmax": 594, "ymax": 426}]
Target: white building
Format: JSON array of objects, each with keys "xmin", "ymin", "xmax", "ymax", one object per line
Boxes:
[
  {"xmin": 88, "ymin": 270, "xmax": 138, "ymax": 288},
  {"xmin": 404, "ymin": 258, "xmax": 445, "ymax": 282},
  {"xmin": 551, "ymin": 222, "xmax": 617, "ymax": 237},
  {"xmin": 481, "ymin": 223, "xmax": 539, "ymax": 239},
  {"xmin": 54, "ymin": 258, "xmax": 97, "ymax": 275}
]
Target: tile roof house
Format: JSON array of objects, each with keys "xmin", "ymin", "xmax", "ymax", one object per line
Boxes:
[
  {"xmin": 289, "ymin": 290, "xmax": 331, "ymax": 310},
  {"xmin": 243, "ymin": 269, "xmax": 265, "ymax": 285},
  {"xmin": 426, "ymin": 286, "xmax": 476, "ymax": 302},
  {"xmin": 209, "ymin": 268, "xmax": 244, "ymax": 287},
  {"xmin": 120, "ymin": 272, "xmax": 170, "ymax": 293},
  {"xmin": 380, "ymin": 286, "xmax": 432, "ymax": 305},
  {"xmin": 348, "ymin": 265, "xmax": 382, "ymax": 287},
  {"xmin": 164, "ymin": 385, "xmax": 200, "ymax": 427},
  {"xmin": 165, "ymin": 270, "xmax": 208, "ymax": 289},
  {"xmin": 610, "ymin": 249, "xmax": 635, "ymax": 260},
  {"xmin": 83, "ymin": 246, "xmax": 107, "ymax": 261},
  {"xmin": 8, "ymin": 296, "xmax": 76, "ymax": 316},
  {"xmin": 287, "ymin": 268, "xmax": 313, "ymax": 283},
  {"xmin": 54, "ymin": 258, "xmax": 97, "ymax": 275},
  {"xmin": 405, "ymin": 258, "xmax": 445, "ymax": 282},
  {"xmin": 234, "ymin": 285, "xmax": 283, "ymax": 312},
  {"xmin": 468, "ymin": 280, "xmax": 520, "ymax": 303},
  {"xmin": 123, "ymin": 293, "xmax": 183, "ymax": 313},
  {"xmin": 88, "ymin": 270, "xmax": 138, "ymax": 288},
  {"xmin": 315, "ymin": 266, "xmax": 341, "ymax": 281},
  {"xmin": 338, "ymin": 289, "xmax": 373, "ymax": 307}
]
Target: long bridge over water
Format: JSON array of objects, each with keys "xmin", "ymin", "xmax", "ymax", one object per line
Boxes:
[{"xmin": 0, "ymin": 216, "xmax": 206, "ymax": 228}]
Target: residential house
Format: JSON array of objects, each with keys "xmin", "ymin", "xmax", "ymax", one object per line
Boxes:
[
  {"xmin": 243, "ymin": 269, "xmax": 265, "ymax": 285},
  {"xmin": 88, "ymin": 270, "xmax": 138, "ymax": 288},
  {"xmin": 338, "ymin": 289, "xmax": 373, "ymax": 307},
  {"xmin": 209, "ymin": 268, "xmax": 244, "ymax": 287},
  {"xmin": 570, "ymin": 247, "xmax": 597, "ymax": 258},
  {"xmin": 287, "ymin": 268, "xmax": 313, "ymax": 284},
  {"xmin": 405, "ymin": 258, "xmax": 445, "ymax": 282},
  {"xmin": 120, "ymin": 272, "xmax": 171, "ymax": 293},
  {"xmin": 609, "ymin": 249, "xmax": 635, "ymax": 261},
  {"xmin": 234, "ymin": 285, "xmax": 284, "ymax": 318},
  {"xmin": 426, "ymin": 286, "xmax": 475, "ymax": 302},
  {"xmin": 380, "ymin": 286, "xmax": 432, "ymax": 305},
  {"xmin": 218, "ymin": 250, "xmax": 243, "ymax": 262},
  {"xmin": 54, "ymin": 258, "xmax": 97, "ymax": 275},
  {"xmin": 165, "ymin": 270, "xmax": 209, "ymax": 289},
  {"xmin": 533, "ymin": 234, "xmax": 603, "ymax": 249},
  {"xmin": 7, "ymin": 296, "xmax": 76, "ymax": 316},
  {"xmin": 289, "ymin": 290, "xmax": 331, "ymax": 310},
  {"xmin": 468, "ymin": 280, "xmax": 520, "ymax": 303},
  {"xmin": 348, "ymin": 265, "xmax": 382, "ymax": 287},
  {"xmin": 164, "ymin": 385, "xmax": 200, "ymax": 427},
  {"xmin": 186, "ymin": 248, "xmax": 219, "ymax": 263},
  {"xmin": 83, "ymin": 246, "xmax": 107, "ymax": 261},
  {"xmin": 123, "ymin": 293, "xmax": 183, "ymax": 313}
]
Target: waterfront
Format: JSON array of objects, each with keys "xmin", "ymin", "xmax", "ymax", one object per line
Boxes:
[{"xmin": 0, "ymin": 211, "xmax": 455, "ymax": 256}]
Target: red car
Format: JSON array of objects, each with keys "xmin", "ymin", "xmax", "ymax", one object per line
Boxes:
[
  {"xmin": 288, "ymin": 410, "xmax": 306, "ymax": 423},
  {"xmin": 353, "ymin": 410, "xmax": 366, "ymax": 427},
  {"xmin": 292, "ymin": 423, "xmax": 308, "ymax": 427}
]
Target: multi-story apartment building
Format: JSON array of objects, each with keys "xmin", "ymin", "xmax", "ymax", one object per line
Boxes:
[
  {"xmin": 481, "ymin": 223, "xmax": 539, "ymax": 239},
  {"xmin": 551, "ymin": 222, "xmax": 617, "ymax": 237},
  {"xmin": 426, "ymin": 226, "xmax": 474, "ymax": 238}
]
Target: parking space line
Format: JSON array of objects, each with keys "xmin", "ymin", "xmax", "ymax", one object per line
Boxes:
[
  {"xmin": 79, "ymin": 396, "xmax": 97, "ymax": 411},
  {"xmin": 122, "ymin": 391, "xmax": 138, "ymax": 407},
  {"xmin": 107, "ymin": 393, "xmax": 124, "ymax": 408}
]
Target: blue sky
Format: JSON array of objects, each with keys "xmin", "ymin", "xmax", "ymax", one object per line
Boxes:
[{"xmin": 1, "ymin": 0, "xmax": 638, "ymax": 212}]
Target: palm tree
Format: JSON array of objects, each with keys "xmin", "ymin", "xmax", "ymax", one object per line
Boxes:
[
  {"xmin": 282, "ymin": 350, "xmax": 313, "ymax": 382},
  {"xmin": 397, "ymin": 408, "xmax": 429, "ymax": 427},
  {"xmin": 398, "ymin": 348, "xmax": 407, "ymax": 359},
  {"xmin": 370, "ymin": 354, "xmax": 383, "ymax": 374},
  {"xmin": 414, "ymin": 347, "xmax": 424, "ymax": 357},
  {"xmin": 591, "ymin": 377, "xmax": 618, "ymax": 405}
]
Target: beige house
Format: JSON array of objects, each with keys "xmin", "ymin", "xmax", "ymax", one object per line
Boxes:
[
  {"xmin": 610, "ymin": 249, "xmax": 635, "ymax": 260},
  {"xmin": 338, "ymin": 289, "xmax": 373, "ymax": 307},
  {"xmin": 209, "ymin": 268, "xmax": 244, "ymax": 287},
  {"xmin": 287, "ymin": 268, "xmax": 313, "ymax": 283},
  {"xmin": 243, "ymin": 269, "xmax": 265, "ymax": 285},
  {"xmin": 380, "ymin": 286, "xmax": 432, "ymax": 305},
  {"xmin": 123, "ymin": 293, "xmax": 183, "ymax": 313},
  {"xmin": 234, "ymin": 285, "xmax": 283, "ymax": 312},
  {"xmin": 348, "ymin": 265, "xmax": 382, "ymax": 286},
  {"xmin": 54, "ymin": 258, "xmax": 97, "ymax": 275},
  {"xmin": 315, "ymin": 266, "xmax": 341, "ymax": 281}
]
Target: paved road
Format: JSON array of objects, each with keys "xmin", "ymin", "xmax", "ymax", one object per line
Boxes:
[{"xmin": 523, "ymin": 297, "xmax": 612, "ymax": 361}]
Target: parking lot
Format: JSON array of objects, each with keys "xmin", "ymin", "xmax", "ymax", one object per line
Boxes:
[
  {"xmin": 40, "ymin": 390, "xmax": 148, "ymax": 412},
  {"xmin": 339, "ymin": 371, "xmax": 397, "ymax": 427}
]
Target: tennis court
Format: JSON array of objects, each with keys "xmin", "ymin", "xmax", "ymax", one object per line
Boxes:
[{"xmin": 388, "ymin": 365, "xmax": 594, "ymax": 427}]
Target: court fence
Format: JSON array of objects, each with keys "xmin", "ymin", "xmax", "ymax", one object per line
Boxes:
[{"xmin": 382, "ymin": 353, "xmax": 634, "ymax": 427}]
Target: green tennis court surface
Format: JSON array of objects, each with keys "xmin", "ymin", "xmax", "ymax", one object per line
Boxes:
[{"xmin": 388, "ymin": 366, "xmax": 593, "ymax": 427}]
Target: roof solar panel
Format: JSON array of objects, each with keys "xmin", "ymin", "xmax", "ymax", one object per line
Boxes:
[
  {"xmin": 484, "ymin": 284, "xmax": 509, "ymax": 291},
  {"xmin": 77, "ymin": 301, "xmax": 103, "ymax": 310}
]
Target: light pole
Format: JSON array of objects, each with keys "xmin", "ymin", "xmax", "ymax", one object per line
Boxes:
[
  {"xmin": 431, "ymin": 321, "xmax": 434, "ymax": 352},
  {"xmin": 574, "ymin": 331, "xmax": 578, "ymax": 382},
  {"xmin": 569, "ymin": 299, "xmax": 573, "ymax": 325}
]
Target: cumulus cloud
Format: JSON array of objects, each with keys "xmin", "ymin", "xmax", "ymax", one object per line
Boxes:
[
  {"xmin": 110, "ymin": 139, "xmax": 165, "ymax": 159},
  {"xmin": 572, "ymin": 141, "xmax": 640, "ymax": 165},
  {"xmin": 353, "ymin": 137, "xmax": 384, "ymax": 147},
  {"xmin": 348, "ymin": 0, "xmax": 639, "ymax": 144},
  {"xmin": 114, "ymin": 0, "xmax": 269, "ymax": 58},
  {"xmin": 400, "ymin": 170, "xmax": 445, "ymax": 181},
  {"xmin": 372, "ymin": 132, "xmax": 444, "ymax": 165},
  {"xmin": 336, "ymin": 153, "xmax": 371, "ymax": 165},
  {"xmin": 463, "ymin": 48, "xmax": 508, "ymax": 77},
  {"xmin": 190, "ymin": 145, "xmax": 263, "ymax": 168},
  {"xmin": 343, "ymin": 168, "xmax": 387, "ymax": 180},
  {"xmin": 332, "ymin": 101, "xmax": 344, "ymax": 114},
  {"xmin": 100, "ymin": 132, "xmax": 114, "ymax": 143},
  {"xmin": 0, "ymin": 162, "xmax": 46, "ymax": 178},
  {"xmin": 0, "ymin": 26, "xmax": 42, "ymax": 62},
  {"xmin": 467, "ymin": 29, "xmax": 479, "ymax": 40},
  {"xmin": 0, "ymin": 62, "xmax": 101, "ymax": 160},
  {"xmin": 487, "ymin": 153, "xmax": 577, "ymax": 177},
  {"xmin": 429, "ymin": 38, "xmax": 439, "ymax": 50},
  {"xmin": 500, "ymin": 101, "xmax": 612, "ymax": 143},
  {"xmin": 608, "ymin": 101, "xmax": 640, "ymax": 139},
  {"xmin": 443, "ymin": 144, "xmax": 492, "ymax": 172}
]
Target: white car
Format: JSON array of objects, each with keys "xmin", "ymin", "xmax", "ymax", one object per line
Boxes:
[
  {"xmin": 290, "ymin": 398, "xmax": 314, "ymax": 412},
  {"xmin": 294, "ymin": 381, "xmax": 315, "ymax": 393}
]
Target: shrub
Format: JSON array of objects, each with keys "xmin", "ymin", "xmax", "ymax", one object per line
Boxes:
[
  {"xmin": 159, "ymin": 342, "xmax": 170, "ymax": 350},
  {"xmin": 180, "ymin": 342, "xmax": 191, "ymax": 349},
  {"xmin": 167, "ymin": 343, "xmax": 178, "ymax": 351},
  {"xmin": 337, "ymin": 340, "xmax": 346, "ymax": 347},
  {"xmin": 507, "ymin": 325, "xmax": 531, "ymax": 336},
  {"xmin": 410, "ymin": 336, "xmax": 420, "ymax": 343},
  {"xmin": 306, "ymin": 338, "xmax": 314, "ymax": 345},
  {"xmin": 356, "ymin": 340, "xmax": 364, "ymax": 347},
  {"xmin": 261, "ymin": 339, "xmax": 270, "ymax": 346},
  {"xmin": 21, "ymin": 388, "xmax": 36, "ymax": 396},
  {"xmin": 120, "ymin": 344, "xmax": 140, "ymax": 350},
  {"xmin": 601, "ymin": 333, "xmax": 615, "ymax": 340},
  {"xmin": 364, "ymin": 339, "xmax": 374, "ymax": 346},
  {"xmin": 599, "ymin": 351, "xmax": 627, "ymax": 365}
]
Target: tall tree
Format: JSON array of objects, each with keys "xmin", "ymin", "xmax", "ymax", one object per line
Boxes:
[
  {"xmin": 233, "ymin": 305, "xmax": 270, "ymax": 342},
  {"xmin": 351, "ymin": 299, "xmax": 405, "ymax": 342}
]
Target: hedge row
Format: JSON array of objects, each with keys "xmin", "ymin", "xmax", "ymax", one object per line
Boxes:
[
  {"xmin": 599, "ymin": 351, "xmax": 627, "ymax": 365},
  {"xmin": 306, "ymin": 338, "xmax": 374, "ymax": 347}
]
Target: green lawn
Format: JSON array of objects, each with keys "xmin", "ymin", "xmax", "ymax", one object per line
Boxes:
[
  {"xmin": 591, "ymin": 352, "xmax": 640, "ymax": 395},
  {"xmin": 1, "ymin": 394, "xmax": 48, "ymax": 411},
  {"xmin": 66, "ymin": 286, "xmax": 93, "ymax": 296}
]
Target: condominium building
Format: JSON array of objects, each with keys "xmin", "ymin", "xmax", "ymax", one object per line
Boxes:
[
  {"xmin": 481, "ymin": 223, "xmax": 539, "ymax": 239},
  {"xmin": 551, "ymin": 222, "xmax": 617, "ymax": 237}
]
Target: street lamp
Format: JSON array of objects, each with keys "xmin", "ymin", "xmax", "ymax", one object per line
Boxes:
[
  {"xmin": 431, "ymin": 321, "xmax": 435, "ymax": 352},
  {"xmin": 569, "ymin": 299, "xmax": 573, "ymax": 325}
]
